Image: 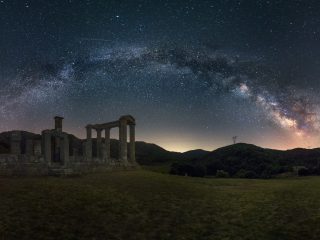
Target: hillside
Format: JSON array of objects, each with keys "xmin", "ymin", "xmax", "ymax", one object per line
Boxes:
[
  {"xmin": 202, "ymin": 143, "xmax": 320, "ymax": 169},
  {"xmin": 179, "ymin": 149, "xmax": 210, "ymax": 160},
  {"xmin": 170, "ymin": 143, "xmax": 320, "ymax": 178},
  {"xmin": 135, "ymin": 141, "xmax": 180, "ymax": 164}
]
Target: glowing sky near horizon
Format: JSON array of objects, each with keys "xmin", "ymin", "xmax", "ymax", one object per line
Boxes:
[{"xmin": 1, "ymin": 0, "xmax": 320, "ymax": 152}]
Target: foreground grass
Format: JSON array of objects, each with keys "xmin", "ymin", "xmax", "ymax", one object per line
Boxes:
[{"xmin": 0, "ymin": 170, "xmax": 320, "ymax": 240}]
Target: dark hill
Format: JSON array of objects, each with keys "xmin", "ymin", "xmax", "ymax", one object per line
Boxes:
[
  {"xmin": 179, "ymin": 149, "xmax": 210, "ymax": 160},
  {"xmin": 200, "ymin": 143, "xmax": 281, "ymax": 176},
  {"xmin": 172, "ymin": 143, "xmax": 320, "ymax": 177},
  {"xmin": 135, "ymin": 141, "xmax": 180, "ymax": 165},
  {"xmin": 202, "ymin": 143, "xmax": 282, "ymax": 163},
  {"xmin": 201, "ymin": 143, "xmax": 320, "ymax": 165}
]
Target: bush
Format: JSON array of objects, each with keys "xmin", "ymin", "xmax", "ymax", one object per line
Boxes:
[
  {"xmin": 298, "ymin": 167, "xmax": 310, "ymax": 176},
  {"xmin": 191, "ymin": 164, "xmax": 207, "ymax": 177},
  {"xmin": 169, "ymin": 163, "xmax": 190, "ymax": 176},
  {"xmin": 312, "ymin": 167, "xmax": 320, "ymax": 175},
  {"xmin": 169, "ymin": 163, "xmax": 206, "ymax": 177},
  {"xmin": 235, "ymin": 169, "xmax": 257, "ymax": 179},
  {"xmin": 216, "ymin": 170, "xmax": 230, "ymax": 178},
  {"xmin": 206, "ymin": 161, "xmax": 223, "ymax": 175},
  {"xmin": 260, "ymin": 170, "xmax": 272, "ymax": 179},
  {"xmin": 244, "ymin": 170, "xmax": 257, "ymax": 179},
  {"xmin": 234, "ymin": 169, "xmax": 247, "ymax": 178}
]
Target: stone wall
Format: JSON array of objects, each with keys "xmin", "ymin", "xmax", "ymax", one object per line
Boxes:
[
  {"xmin": 0, "ymin": 154, "xmax": 48, "ymax": 176},
  {"xmin": 0, "ymin": 154, "xmax": 138, "ymax": 176}
]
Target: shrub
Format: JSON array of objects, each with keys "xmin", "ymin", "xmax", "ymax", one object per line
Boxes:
[
  {"xmin": 235, "ymin": 169, "xmax": 257, "ymax": 179},
  {"xmin": 312, "ymin": 167, "xmax": 320, "ymax": 175},
  {"xmin": 169, "ymin": 163, "xmax": 191, "ymax": 176},
  {"xmin": 169, "ymin": 163, "xmax": 206, "ymax": 177},
  {"xmin": 298, "ymin": 167, "xmax": 310, "ymax": 176},
  {"xmin": 235, "ymin": 169, "xmax": 247, "ymax": 178},
  {"xmin": 190, "ymin": 164, "xmax": 206, "ymax": 177},
  {"xmin": 216, "ymin": 170, "xmax": 230, "ymax": 178},
  {"xmin": 244, "ymin": 170, "xmax": 257, "ymax": 179},
  {"xmin": 206, "ymin": 161, "xmax": 223, "ymax": 175},
  {"xmin": 260, "ymin": 170, "xmax": 272, "ymax": 179}
]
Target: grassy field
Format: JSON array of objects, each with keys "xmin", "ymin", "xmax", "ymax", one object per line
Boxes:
[{"xmin": 0, "ymin": 170, "xmax": 320, "ymax": 240}]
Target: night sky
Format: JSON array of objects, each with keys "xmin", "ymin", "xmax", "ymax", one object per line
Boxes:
[{"xmin": 1, "ymin": 0, "xmax": 320, "ymax": 151}]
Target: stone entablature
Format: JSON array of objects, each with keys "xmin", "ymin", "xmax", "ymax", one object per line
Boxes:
[{"xmin": 0, "ymin": 115, "xmax": 138, "ymax": 176}]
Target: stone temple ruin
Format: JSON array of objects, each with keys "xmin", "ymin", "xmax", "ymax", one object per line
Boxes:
[{"xmin": 0, "ymin": 115, "xmax": 138, "ymax": 176}]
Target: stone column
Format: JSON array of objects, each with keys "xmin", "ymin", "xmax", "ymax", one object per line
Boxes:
[
  {"xmin": 26, "ymin": 139, "xmax": 34, "ymax": 155},
  {"xmin": 105, "ymin": 128, "xmax": 111, "ymax": 162},
  {"xmin": 96, "ymin": 128, "xmax": 102, "ymax": 160},
  {"xmin": 82, "ymin": 141, "xmax": 86, "ymax": 158},
  {"xmin": 10, "ymin": 131, "xmax": 21, "ymax": 155},
  {"xmin": 55, "ymin": 136, "xmax": 61, "ymax": 163},
  {"xmin": 34, "ymin": 140, "xmax": 42, "ymax": 156},
  {"xmin": 119, "ymin": 119, "xmax": 128, "ymax": 164},
  {"xmin": 85, "ymin": 125, "xmax": 92, "ymax": 160},
  {"xmin": 42, "ymin": 130, "xmax": 52, "ymax": 166},
  {"xmin": 129, "ymin": 124, "xmax": 136, "ymax": 164},
  {"xmin": 54, "ymin": 116, "xmax": 64, "ymax": 133},
  {"xmin": 63, "ymin": 134, "xmax": 69, "ymax": 166}
]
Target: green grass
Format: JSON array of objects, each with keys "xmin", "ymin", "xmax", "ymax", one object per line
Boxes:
[{"xmin": 0, "ymin": 170, "xmax": 320, "ymax": 240}]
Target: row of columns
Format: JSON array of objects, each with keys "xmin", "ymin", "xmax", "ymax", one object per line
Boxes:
[
  {"xmin": 85, "ymin": 121, "xmax": 135, "ymax": 164},
  {"xmin": 9, "ymin": 116, "xmax": 135, "ymax": 168},
  {"xmin": 42, "ymin": 130, "xmax": 69, "ymax": 166},
  {"xmin": 10, "ymin": 131, "xmax": 41, "ymax": 156},
  {"xmin": 10, "ymin": 131, "xmax": 22, "ymax": 154}
]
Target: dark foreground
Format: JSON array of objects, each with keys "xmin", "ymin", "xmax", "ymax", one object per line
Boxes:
[{"xmin": 0, "ymin": 170, "xmax": 319, "ymax": 240}]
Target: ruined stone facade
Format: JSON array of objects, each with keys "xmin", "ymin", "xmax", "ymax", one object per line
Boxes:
[{"xmin": 0, "ymin": 116, "xmax": 138, "ymax": 176}]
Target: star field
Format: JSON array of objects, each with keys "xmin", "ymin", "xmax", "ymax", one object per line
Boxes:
[{"xmin": 1, "ymin": 0, "xmax": 320, "ymax": 151}]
